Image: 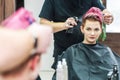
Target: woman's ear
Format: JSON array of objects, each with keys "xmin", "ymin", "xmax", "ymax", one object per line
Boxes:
[{"xmin": 80, "ymin": 25, "xmax": 84, "ymax": 34}]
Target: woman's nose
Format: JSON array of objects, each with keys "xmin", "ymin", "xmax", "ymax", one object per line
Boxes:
[{"xmin": 91, "ymin": 31, "xmax": 95, "ymax": 35}]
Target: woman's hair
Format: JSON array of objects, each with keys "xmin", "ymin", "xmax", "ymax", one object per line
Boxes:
[{"xmin": 82, "ymin": 7, "xmax": 103, "ymax": 26}]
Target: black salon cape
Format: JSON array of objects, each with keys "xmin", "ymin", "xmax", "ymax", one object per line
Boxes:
[{"xmin": 60, "ymin": 43, "xmax": 119, "ymax": 80}]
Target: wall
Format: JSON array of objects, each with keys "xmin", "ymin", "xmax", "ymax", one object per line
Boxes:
[
  {"xmin": 24, "ymin": 0, "xmax": 44, "ymax": 21},
  {"xmin": 106, "ymin": 0, "xmax": 120, "ymax": 32}
]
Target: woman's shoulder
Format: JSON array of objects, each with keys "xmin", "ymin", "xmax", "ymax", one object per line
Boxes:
[
  {"xmin": 66, "ymin": 43, "xmax": 82, "ymax": 49},
  {"xmin": 97, "ymin": 42, "xmax": 109, "ymax": 48}
]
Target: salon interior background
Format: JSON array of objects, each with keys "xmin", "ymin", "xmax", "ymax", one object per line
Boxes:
[
  {"xmin": 25, "ymin": 0, "xmax": 120, "ymax": 67},
  {"xmin": 0, "ymin": 0, "xmax": 120, "ymax": 71}
]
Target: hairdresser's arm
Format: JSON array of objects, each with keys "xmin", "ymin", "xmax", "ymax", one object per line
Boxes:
[
  {"xmin": 40, "ymin": 18, "xmax": 77, "ymax": 33},
  {"xmin": 40, "ymin": 18, "xmax": 67, "ymax": 33}
]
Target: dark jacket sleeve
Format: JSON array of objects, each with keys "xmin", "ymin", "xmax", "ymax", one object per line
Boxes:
[
  {"xmin": 39, "ymin": 0, "xmax": 54, "ymax": 20},
  {"xmin": 91, "ymin": 0, "xmax": 105, "ymax": 11}
]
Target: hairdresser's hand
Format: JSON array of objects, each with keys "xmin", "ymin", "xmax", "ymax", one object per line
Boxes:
[
  {"xmin": 103, "ymin": 13, "xmax": 113, "ymax": 25},
  {"xmin": 64, "ymin": 17, "xmax": 77, "ymax": 29},
  {"xmin": 102, "ymin": 9, "xmax": 114, "ymax": 25},
  {"xmin": 28, "ymin": 23, "xmax": 53, "ymax": 53}
]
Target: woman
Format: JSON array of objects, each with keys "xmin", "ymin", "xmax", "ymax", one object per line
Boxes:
[{"xmin": 57, "ymin": 7, "xmax": 119, "ymax": 80}]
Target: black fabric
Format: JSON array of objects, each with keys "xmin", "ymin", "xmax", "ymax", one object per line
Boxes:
[
  {"xmin": 39, "ymin": 0, "xmax": 105, "ymax": 69},
  {"xmin": 36, "ymin": 75, "xmax": 41, "ymax": 80},
  {"xmin": 52, "ymin": 43, "xmax": 119, "ymax": 80}
]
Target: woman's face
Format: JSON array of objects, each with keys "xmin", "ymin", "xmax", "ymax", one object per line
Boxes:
[{"xmin": 81, "ymin": 20, "xmax": 102, "ymax": 44}]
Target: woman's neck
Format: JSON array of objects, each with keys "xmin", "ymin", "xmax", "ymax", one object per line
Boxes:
[{"xmin": 82, "ymin": 41, "xmax": 96, "ymax": 45}]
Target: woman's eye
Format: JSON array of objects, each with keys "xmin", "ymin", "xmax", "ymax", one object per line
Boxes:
[
  {"xmin": 95, "ymin": 28, "xmax": 99, "ymax": 31},
  {"xmin": 86, "ymin": 28, "xmax": 91, "ymax": 31}
]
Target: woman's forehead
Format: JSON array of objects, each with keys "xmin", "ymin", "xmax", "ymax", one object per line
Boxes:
[{"xmin": 84, "ymin": 20, "xmax": 101, "ymax": 28}]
